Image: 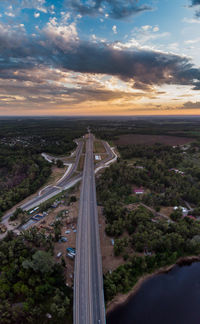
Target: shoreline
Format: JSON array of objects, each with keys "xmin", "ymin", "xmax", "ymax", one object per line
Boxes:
[{"xmin": 106, "ymin": 255, "xmax": 200, "ymax": 314}]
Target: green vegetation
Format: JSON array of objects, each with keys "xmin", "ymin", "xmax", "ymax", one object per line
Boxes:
[
  {"xmin": 56, "ymin": 160, "xmax": 64, "ymax": 168},
  {"xmin": 0, "ymin": 229, "xmax": 72, "ymax": 324},
  {"xmin": 0, "ymin": 118, "xmax": 86, "ymax": 155},
  {"xmin": 98, "ymin": 143, "xmax": 200, "ymax": 211},
  {"xmin": 0, "ymin": 146, "xmax": 51, "ymax": 218},
  {"xmin": 97, "ymin": 141, "xmax": 200, "ymax": 302},
  {"xmin": 93, "ymin": 140, "xmax": 105, "ymax": 153},
  {"xmin": 0, "ymin": 118, "xmax": 87, "ymax": 217}
]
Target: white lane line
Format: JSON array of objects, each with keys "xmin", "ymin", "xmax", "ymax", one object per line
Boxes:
[
  {"xmin": 38, "ymin": 185, "xmax": 51, "ymax": 196},
  {"xmin": 41, "ymin": 153, "xmax": 53, "ymax": 163},
  {"xmin": 38, "ymin": 163, "xmax": 72, "ymax": 196},
  {"xmin": 57, "ymin": 163, "xmax": 73, "ymax": 184}
]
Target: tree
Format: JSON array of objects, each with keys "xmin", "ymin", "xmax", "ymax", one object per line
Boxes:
[
  {"xmin": 56, "ymin": 159, "xmax": 64, "ymax": 168},
  {"xmin": 10, "ymin": 208, "xmax": 23, "ymax": 221},
  {"xmin": 22, "ymin": 251, "xmax": 54, "ymax": 274},
  {"xmin": 170, "ymin": 209, "xmax": 182, "ymax": 221},
  {"xmin": 70, "ymin": 195, "xmax": 77, "ymax": 203}
]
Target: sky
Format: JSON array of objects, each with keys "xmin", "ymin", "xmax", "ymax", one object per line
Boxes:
[{"xmin": 0, "ymin": 0, "xmax": 200, "ymax": 116}]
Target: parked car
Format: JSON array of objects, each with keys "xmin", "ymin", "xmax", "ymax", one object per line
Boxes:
[
  {"xmin": 59, "ymin": 236, "xmax": 68, "ymax": 243},
  {"xmin": 56, "ymin": 252, "xmax": 62, "ymax": 258}
]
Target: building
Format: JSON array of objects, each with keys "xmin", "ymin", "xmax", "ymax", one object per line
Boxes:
[
  {"xmin": 173, "ymin": 206, "xmax": 188, "ymax": 217},
  {"xmin": 95, "ymin": 155, "xmax": 101, "ymax": 161},
  {"xmin": 134, "ymin": 188, "xmax": 144, "ymax": 195},
  {"xmin": 169, "ymin": 168, "xmax": 184, "ymax": 175}
]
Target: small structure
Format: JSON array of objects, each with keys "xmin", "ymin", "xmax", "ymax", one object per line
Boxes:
[
  {"xmin": 95, "ymin": 155, "xmax": 101, "ymax": 161},
  {"xmin": 188, "ymin": 215, "xmax": 196, "ymax": 220},
  {"xmin": 134, "ymin": 188, "xmax": 144, "ymax": 195},
  {"xmin": 173, "ymin": 206, "xmax": 188, "ymax": 217},
  {"xmin": 169, "ymin": 168, "xmax": 184, "ymax": 175}
]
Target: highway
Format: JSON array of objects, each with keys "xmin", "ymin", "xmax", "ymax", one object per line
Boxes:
[
  {"xmin": 2, "ymin": 140, "xmax": 84, "ymax": 222},
  {"xmin": 74, "ymin": 133, "xmax": 106, "ymax": 324}
]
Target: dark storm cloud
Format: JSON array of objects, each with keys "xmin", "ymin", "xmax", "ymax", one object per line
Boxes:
[
  {"xmin": 0, "ymin": 24, "xmax": 200, "ymax": 91},
  {"xmin": 44, "ymin": 40, "xmax": 200, "ymax": 90},
  {"xmin": 68, "ymin": 0, "xmax": 152, "ymax": 19}
]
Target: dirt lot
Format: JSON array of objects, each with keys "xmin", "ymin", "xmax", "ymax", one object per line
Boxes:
[
  {"xmin": 115, "ymin": 134, "xmax": 195, "ymax": 146},
  {"xmin": 160, "ymin": 206, "xmax": 174, "ymax": 218}
]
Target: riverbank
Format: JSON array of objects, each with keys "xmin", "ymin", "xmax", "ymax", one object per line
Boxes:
[{"xmin": 106, "ymin": 255, "xmax": 200, "ymax": 314}]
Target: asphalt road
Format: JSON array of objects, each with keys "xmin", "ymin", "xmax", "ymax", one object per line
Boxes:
[
  {"xmin": 74, "ymin": 133, "xmax": 106, "ymax": 324},
  {"xmin": 2, "ymin": 140, "xmax": 84, "ymax": 222}
]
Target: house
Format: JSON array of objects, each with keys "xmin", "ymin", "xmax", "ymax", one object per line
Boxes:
[
  {"xmin": 134, "ymin": 188, "xmax": 144, "ymax": 195},
  {"xmin": 173, "ymin": 206, "xmax": 188, "ymax": 217},
  {"xmin": 188, "ymin": 215, "xmax": 196, "ymax": 220},
  {"xmin": 169, "ymin": 168, "xmax": 184, "ymax": 175},
  {"xmin": 95, "ymin": 155, "xmax": 101, "ymax": 161}
]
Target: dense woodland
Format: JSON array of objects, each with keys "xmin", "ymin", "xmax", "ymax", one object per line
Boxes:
[
  {"xmin": 90, "ymin": 117, "xmax": 200, "ymax": 141},
  {"xmin": 0, "ymin": 229, "xmax": 72, "ymax": 324},
  {"xmin": 97, "ymin": 142, "xmax": 200, "ymax": 302},
  {"xmin": 0, "ymin": 146, "xmax": 51, "ymax": 218},
  {"xmin": 0, "ymin": 118, "xmax": 87, "ymax": 217},
  {"xmin": 98, "ymin": 143, "xmax": 200, "ymax": 212},
  {"xmin": 0, "ymin": 118, "xmax": 87, "ymax": 155}
]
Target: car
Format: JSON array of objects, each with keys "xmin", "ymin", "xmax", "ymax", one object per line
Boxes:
[
  {"xmin": 66, "ymin": 247, "xmax": 76, "ymax": 255},
  {"xmin": 67, "ymin": 253, "xmax": 75, "ymax": 259},
  {"xmin": 59, "ymin": 236, "xmax": 68, "ymax": 243},
  {"xmin": 56, "ymin": 252, "xmax": 62, "ymax": 258},
  {"xmin": 65, "ymin": 230, "xmax": 71, "ymax": 234}
]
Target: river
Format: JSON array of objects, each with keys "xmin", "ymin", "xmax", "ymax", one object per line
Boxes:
[{"xmin": 107, "ymin": 262, "xmax": 200, "ymax": 324}]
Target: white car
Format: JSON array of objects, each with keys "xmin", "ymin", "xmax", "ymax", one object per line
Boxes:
[{"xmin": 56, "ymin": 252, "xmax": 62, "ymax": 258}]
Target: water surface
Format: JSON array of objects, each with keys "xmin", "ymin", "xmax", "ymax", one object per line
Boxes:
[{"xmin": 107, "ymin": 262, "xmax": 200, "ymax": 324}]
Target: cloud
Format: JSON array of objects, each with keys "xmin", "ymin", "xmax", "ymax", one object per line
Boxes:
[
  {"xmin": 189, "ymin": 0, "xmax": 200, "ymax": 17},
  {"xmin": 183, "ymin": 17, "xmax": 200, "ymax": 23},
  {"xmin": 68, "ymin": 0, "xmax": 152, "ymax": 19},
  {"xmin": 190, "ymin": 0, "xmax": 200, "ymax": 6},
  {"xmin": 112, "ymin": 25, "xmax": 117, "ymax": 34},
  {"xmin": 43, "ymin": 18, "xmax": 79, "ymax": 49},
  {"xmin": 1, "ymin": 19, "xmax": 200, "ymax": 98},
  {"xmin": 0, "ymin": 0, "xmax": 47, "ymax": 14},
  {"xmin": 180, "ymin": 101, "xmax": 200, "ymax": 109},
  {"xmin": 34, "ymin": 12, "xmax": 40, "ymax": 18}
]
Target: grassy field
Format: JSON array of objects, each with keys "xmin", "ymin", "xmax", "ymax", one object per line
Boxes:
[
  {"xmin": 115, "ymin": 134, "xmax": 195, "ymax": 146},
  {"xmin": 94, "ymin": 140, "xmax": 106, "ymax": 153},
  {"xmin": 77, "ymin": 155, "xmax": 85, "ymax": 172}
]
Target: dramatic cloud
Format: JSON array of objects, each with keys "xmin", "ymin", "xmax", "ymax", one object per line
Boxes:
[
  {"xmin": 0, "ymin": 20, "xmax": 200, "ymax": 92},
  {"xmin": 68, "ymin": 0, "xmax": 152, "ymax": 19}
]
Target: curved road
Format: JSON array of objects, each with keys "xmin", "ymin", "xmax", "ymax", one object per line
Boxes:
[{"xmin": 2, "ymin": 140, "xmax": 84, "ymax": 222}]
